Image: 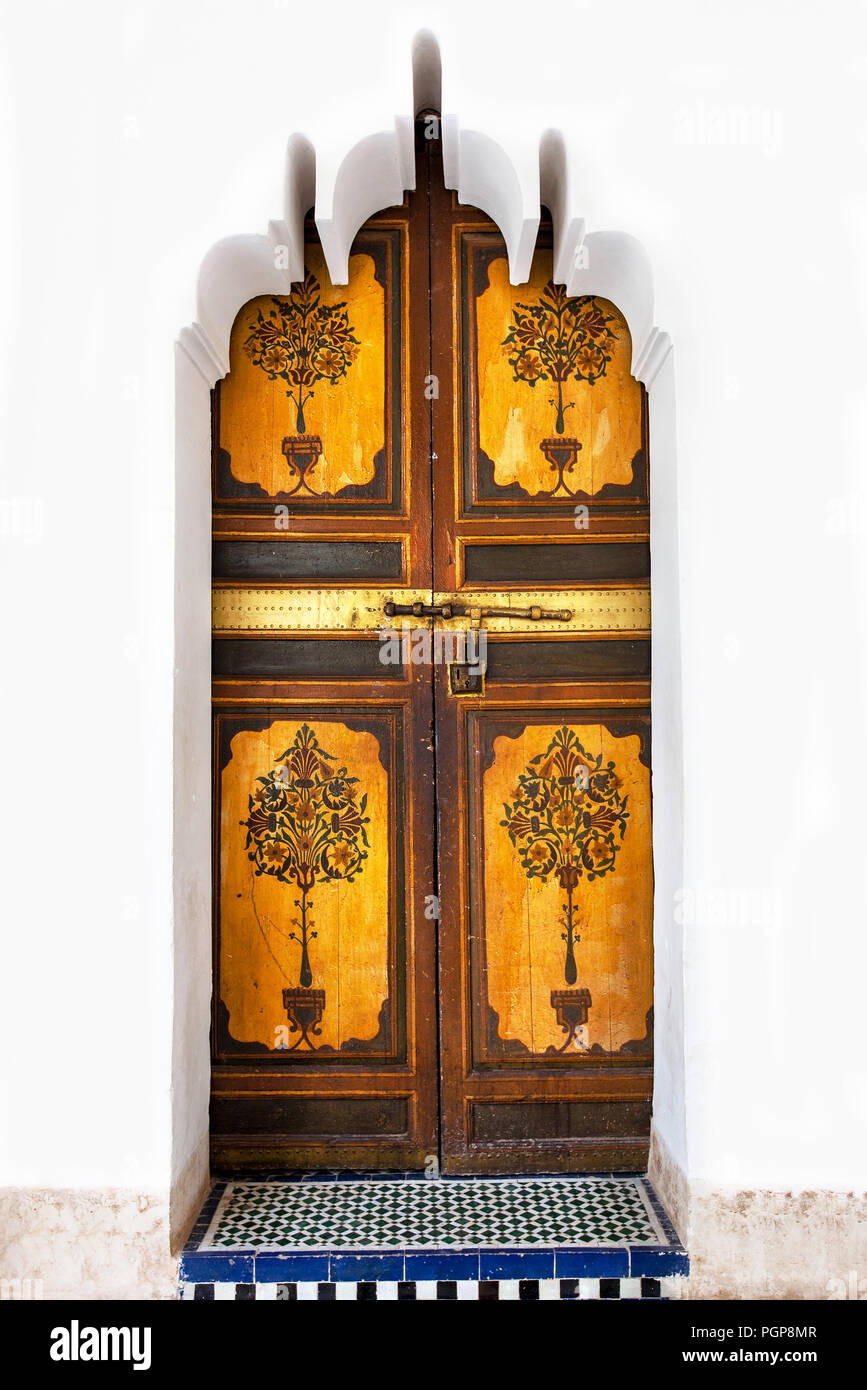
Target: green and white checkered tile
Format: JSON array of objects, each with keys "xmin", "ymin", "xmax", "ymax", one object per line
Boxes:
[{"xmin": 200, "ymin": 1176, "xmax": 668, "ymax": 1251}]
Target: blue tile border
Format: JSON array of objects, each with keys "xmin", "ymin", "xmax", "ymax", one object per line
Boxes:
[
  {"xmin": 554, "ymin": 1246, "xmax": 630, "ymax": 1278},
  {"xmin": 182, "ymin": 1244, "xmax": 688, "ymax": 1284},
  {"xmin": 404, "ymin": 1250, "xmax": 481, "ymax": 1281},
  {"xmin": 183, "ymin": 1180, "xmax": 227, "ymax": 1254},
  {"xmin": 179, "ymin": 1251, "xmax": 255, "ymax": 1283},
  {"xmin": 479, "ymin": 1249, "xmax": 556, "ymax": 1281},
  {"xmin": 642, "ymin": 1181, "xmax": 683, "ymax": 1245},
  {"xmin": 629, "ymin": 1245, "xmax": 690, "ymax": 1277},
  {"xmin": 329, "ymin": 1252, "xmax": 406, "ymax": 1282},
  {"xmin": 255, "ymin": 1252, "xmax": 331, "ymax": 1283}
]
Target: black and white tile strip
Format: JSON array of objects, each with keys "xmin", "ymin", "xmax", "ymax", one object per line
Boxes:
[{"xmin": 181, "ymin": 1277, "xmax": 663, "ymax": 1300}]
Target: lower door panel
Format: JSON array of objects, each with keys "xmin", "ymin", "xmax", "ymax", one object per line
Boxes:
[
  {"xmin": 210, "ymin": 667, "xmax": 437, "ymax": 1169},
  {"xmin": 436, "ymin": 678, "xmax": 654, "ymax": 1173}
]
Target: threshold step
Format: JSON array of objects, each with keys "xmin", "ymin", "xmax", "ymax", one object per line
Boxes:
[{"xmin": 179, "ymin": 1172, "xmax": 687, "ymax": 1299}]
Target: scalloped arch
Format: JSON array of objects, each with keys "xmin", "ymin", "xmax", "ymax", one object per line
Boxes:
[{"xmin": 178, "ymin": 30, "xmax": 669, "ymax": 389}]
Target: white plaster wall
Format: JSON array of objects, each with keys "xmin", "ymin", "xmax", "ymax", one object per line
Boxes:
[{"xmin": 0, "ymin": 0, "xmax": 865, "ymax": 1296}]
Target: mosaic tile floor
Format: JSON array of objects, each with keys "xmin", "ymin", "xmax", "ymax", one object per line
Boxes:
[
  {"xmin": 179, "ymin": 1174, "xmax": 688, "ymax": 1296},
  {"xmin": 200, "ymin": 1176, "xmax": 669, "ymax": 1251}
]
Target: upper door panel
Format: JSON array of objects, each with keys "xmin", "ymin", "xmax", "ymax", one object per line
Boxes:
[
  {"xmin": 213, "ymin": 217, "xmax": 411, "ymax": 516},
  {"xmin": 429, "ymin": 179, "xmax": 650, "ymax": 599},
  {"xmin": 458, "ymin": 233, "xmax": 648, "ymax": 516}
]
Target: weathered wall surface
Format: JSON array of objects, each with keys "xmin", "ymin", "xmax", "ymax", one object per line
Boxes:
[
  {"xmin": 0, "ymin": 1191, "xmax": 177, "ymax": 1301},
  {"xmin": 685, "ymin": 1190, "xmax": 867, "ymax": 1301},
  {"xmin": 651, "ymin": 1131, "xmax": 867, "ymax": 1300}
]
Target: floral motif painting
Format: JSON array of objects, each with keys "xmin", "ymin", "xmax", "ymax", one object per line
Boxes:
[
  {"xmin": 243, "ymin": 724, "xmax": 369, "ymax": 982},
  {"xmin": 216, "ymin": 236, "xmax": 394, "ymax": 502},
  {"xmin": 480, "ymin": 719, "xmax": 653, "ymax": 1057},
  {"xmin": 502, "ymin": 727, "xmax": 630, "ymax": 991},
  {"xmin": 471, "ymin": 244, "xmax": 645, "ymax": 501},
  {"xmin": 503, "ymin": 287, "xmax": 619, "ymax": 436},
  {"xmin": 243, "ymin": 275, "xmax": 360, "ymax": 438},
  {"xmin": 218, "ymin": 719, "xmax": 391, "ymax": 1055}
]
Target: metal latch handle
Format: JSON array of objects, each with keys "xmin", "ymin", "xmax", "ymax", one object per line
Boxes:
[
  {"xmin": 463, "ymin": 604, "xmax": 572, "ymax": 622},
  {"xmin": 384, "ymin": 600, "xmax": 572, "ymax": 621},
  {"xmin": 383, "ymin": 600, "xmax": 457, "ymax": 619}
]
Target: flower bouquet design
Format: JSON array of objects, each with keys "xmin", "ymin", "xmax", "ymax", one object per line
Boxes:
[
  {"xmin": 502, "ymin": 287, "xmax": 619, "ymax": 497},
  {"xmin": 242, "ymin": 724, "xmax": 370, "ymax": 1049},
  {"xmin": 243, "ymin": 274, "xmax": 359, "ymax": 496},
  {"xmin": 501, "ymin": 726, "xmax": 629, "ymax": 1050}
]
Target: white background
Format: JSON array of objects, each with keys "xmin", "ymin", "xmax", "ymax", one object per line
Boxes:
[{"xmin": 1, "ymin": 0, "xmax": 865, "ymax": 1218}]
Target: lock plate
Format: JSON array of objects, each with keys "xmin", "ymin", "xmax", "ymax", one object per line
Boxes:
[{"xmin": 448, "ymin": 661, "xmax": 486, "ymax": 697}]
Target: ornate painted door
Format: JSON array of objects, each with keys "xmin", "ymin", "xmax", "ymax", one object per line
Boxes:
[{"xmin": 210, "ymin": 121, "xmax": 652, "ymax": 1173}]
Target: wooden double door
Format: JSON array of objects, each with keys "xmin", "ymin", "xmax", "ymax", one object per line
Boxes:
[{"xmin": 211, "ymin": 122, "xmax": 653, "ymax": 1174}]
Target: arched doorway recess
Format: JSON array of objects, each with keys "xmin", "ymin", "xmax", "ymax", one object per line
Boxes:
[{"xmin": 172, "ymin": 34, "xmax": 683, "ymax": 1221}]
